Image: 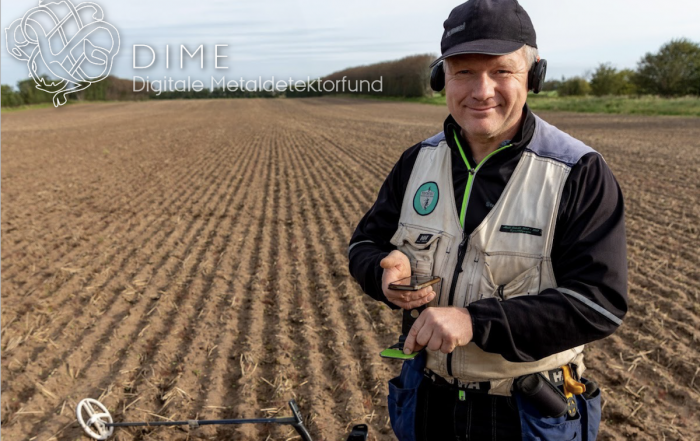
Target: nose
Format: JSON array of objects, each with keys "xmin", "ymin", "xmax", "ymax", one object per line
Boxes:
[{"xmin": 471, "ymin": 72, "xmax": 496, "ymax": 102}]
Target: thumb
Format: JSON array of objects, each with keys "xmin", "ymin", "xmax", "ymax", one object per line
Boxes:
[
  {"xmin": 403, "ymin": 314, "xmax": 424, "ymax": 354},
  {"xmin": 380, "ymin": 250, "xmax": 406, "ymax": 269}
]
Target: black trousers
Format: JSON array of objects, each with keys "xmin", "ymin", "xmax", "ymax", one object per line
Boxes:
[{"xmin": 414, "ymin": 376, "xmax": 522, "ymax": 441}]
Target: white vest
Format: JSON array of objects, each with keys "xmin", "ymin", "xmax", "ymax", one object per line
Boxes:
[{"xmin": 391, "ymin": 115, "xmax": 596, "ymax": 395}]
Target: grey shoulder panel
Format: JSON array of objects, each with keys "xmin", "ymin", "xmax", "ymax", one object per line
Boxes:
[
  {"xmin": 422, "ymin": 131, "xmax": 446, "ymax": 147},
  {"xmin": 527, "ymin": 115, "xmax": 597, "ymax": 167}
]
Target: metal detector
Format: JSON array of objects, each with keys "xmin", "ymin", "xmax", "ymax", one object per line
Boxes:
[{"xmin": 76, "ymin": 398, "xmax": 313, "ymax": 440}]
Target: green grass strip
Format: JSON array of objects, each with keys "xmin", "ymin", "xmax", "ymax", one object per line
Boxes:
[{"xmin": 340, "ymin": 93, "xmax": 700, "ymax": 117}]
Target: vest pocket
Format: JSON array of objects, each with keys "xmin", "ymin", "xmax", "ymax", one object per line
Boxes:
[
  {"xmin": 390, "ymin": 223, "xmax": 452, "ymax": 277},
  {"xmin": 480, "ymin": 254, "xmax": 542, "ymax": 301}
]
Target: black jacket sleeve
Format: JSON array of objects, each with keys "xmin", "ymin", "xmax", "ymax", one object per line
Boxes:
[
  {"xmin": 467, "ymin": 152, "xmax": 628, "ymax": 362},
  {"xmin": 348, "ymin": 143, "xmax": 423, "ymax": 309}
]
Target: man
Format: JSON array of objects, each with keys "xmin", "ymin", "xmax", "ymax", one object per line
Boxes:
[{"xmin": 347, "ymin": 0, "xmax": 628, "ymax": 439}]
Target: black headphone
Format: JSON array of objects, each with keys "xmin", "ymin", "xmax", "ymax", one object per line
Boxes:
[{"xmin": 430, "ymin": 57, "xmax": 547, "ymax": 94}]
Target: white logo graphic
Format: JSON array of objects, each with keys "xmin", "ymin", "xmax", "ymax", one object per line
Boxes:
[
  {"xmin": 420, "ymin": 189, "xmax": 435, "ymax": 210},
  {"xmin": 5, "ymin": 0, "xmax": 120, "ymax": 107}
]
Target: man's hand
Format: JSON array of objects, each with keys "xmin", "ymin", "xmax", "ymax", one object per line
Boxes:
[
  {"xmin": 403, "ymin": 307, "xmax": 473, "ymax": 354},
  {"xmin": 380, "ymin": 250, "xmax": 436, "ymax": 309}
]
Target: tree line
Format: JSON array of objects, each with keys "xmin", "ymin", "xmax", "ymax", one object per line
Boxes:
[
  {"xmin": 546, "ymin": 39, "xmax": 700, "ymax": 97},
  {"xmin": 1, "ymin": 76, "xmax": 149, "ymax": 108},
  {"xmin": 286, "ymin": 54, "xmax": 433, "ymax": 98}
]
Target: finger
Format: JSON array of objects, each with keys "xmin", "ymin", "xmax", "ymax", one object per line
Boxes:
[
  {"xmin": 403, "ymin": 314, "xmax": 424, "ymax": 354},
  {"xmin": 391, "ymin": 285, "xmax": 433, "ymax": 302},
  {"xmin": 440, "ymin": 339, "xmax": 456, "ymax": 354},
  {"xmin": 427, "ymin": 334, "xmax": 443, "ymax": 352},
  {"xmin": 415, "ymin": 322, "xmax": 434, "ymax": 352},
  {"xmin": 403, "ymin": 291, "xmax": 437, "ymax": 309},
  {"xmin": 387, "ymin": 284, "xmax": 432, "ymax": 304},
  {"xmin": 384, "ymin": 288, "xmax": 418, "ymax": 303},
  {"xmin": 407, "ymin": 285, "xmax": 435, "ymax": 301},
  {"xmin": 397, "ymin": 289, "xmax": 425, "ymax": 303}
]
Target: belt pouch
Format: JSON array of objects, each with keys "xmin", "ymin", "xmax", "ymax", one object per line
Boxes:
[{"xmin": 388, "ymin": 351, "xmax": 426, "ymax": 441}]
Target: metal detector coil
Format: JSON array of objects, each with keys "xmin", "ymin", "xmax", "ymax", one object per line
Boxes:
[{"xmin": 76, "ymin": 398, "xmax": 114, "ymax": 440}]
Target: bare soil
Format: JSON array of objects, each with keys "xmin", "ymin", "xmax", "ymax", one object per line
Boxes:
[{"xmin": 1, "ymin": 98, "xmax": 699, "ymax": 440}]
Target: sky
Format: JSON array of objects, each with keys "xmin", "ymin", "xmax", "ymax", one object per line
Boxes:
[{"xmin": 2, "ymin": 0, "xmax": 700, "ymax": 89}]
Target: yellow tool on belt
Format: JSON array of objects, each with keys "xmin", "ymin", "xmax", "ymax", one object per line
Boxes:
[{"xmin": 561, "ymin": 365, "xmax": 586, "ymax": 417}]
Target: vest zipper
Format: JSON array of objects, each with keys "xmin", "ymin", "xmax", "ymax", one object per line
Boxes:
[
  {"xmin": 446, "ymin": 168, "xmax": 473, "ymax": 378},
  {"xmin": 447, "ymin": 232, "xmax": 470, "ymax": 306},
  {"xmin": 465, "ymin": 253, "xmax": 480, "ymax": 306},
  {"xmin": 448, "ymin": 137, "xmax": 510, "ymax": 305},
  {"xmin": 446, "ymin": 166, "xmax": 476, "ymax": 307},
  {"xmin": 447, "ymin": 132, "xmax": 513, "ymax": 378}
]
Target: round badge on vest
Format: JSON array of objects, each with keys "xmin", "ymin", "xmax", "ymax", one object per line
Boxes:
[{"xmin": 413, "ymin": 182, "xmax": 439, "ymax": 216}]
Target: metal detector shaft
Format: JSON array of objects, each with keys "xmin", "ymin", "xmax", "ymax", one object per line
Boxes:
[
  {"xmin": 104, "ymin": 400, "xmax": 312, "ymax": 441},
  {"xmin": 107, "ymin": 416, "xmax": 299, "ymax": 427}
]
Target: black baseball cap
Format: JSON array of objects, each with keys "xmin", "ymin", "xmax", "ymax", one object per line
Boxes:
[{"xmin": 430, "ymin": 0, "xmax": 537, "ymax": 67}]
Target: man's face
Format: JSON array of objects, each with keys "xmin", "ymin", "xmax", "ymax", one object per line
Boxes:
[{"xmin": 444, "ymin": 48, "xmax": 530, "ymax": 143}]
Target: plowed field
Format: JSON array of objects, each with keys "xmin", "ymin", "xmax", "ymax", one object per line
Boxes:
[{"xmin": 2, "ymin": 98, "xmax": 699, "ymax": 441}]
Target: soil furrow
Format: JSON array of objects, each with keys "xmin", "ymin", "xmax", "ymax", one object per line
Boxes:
[
  {"xmin": 0, "ymin": 129, "xmax": 244, "ymax": 372},
  {"xmin": 1, "ymin": 132, "xmax": 251, "ymax": 402},
  {"xmin": 287, "ymin": 127, "xmax": 400, "ymax": 439},
  {"xmin": 9, "ymin": 128, "xmax": 260, "ymax": 439},
  {"xmin": 280, "ymin": 126, "xmax": 385, "ymax": 439},
  {"xmin": 0, "ymin": 110, "xmax": 225, "ymax": 290},
  {"xmin": 103, "ymin": 133, "xmax": 268, "ymax": 440}
]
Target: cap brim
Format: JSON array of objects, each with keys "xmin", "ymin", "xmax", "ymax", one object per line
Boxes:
[{"xmin": 429, "ymin": 39, "xmax": 525, "ymax": 67}]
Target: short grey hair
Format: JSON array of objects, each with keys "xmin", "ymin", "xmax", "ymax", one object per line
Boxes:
[{"xmin": 522, "ymin": 44, "xmax": 539, "ymax": 69}]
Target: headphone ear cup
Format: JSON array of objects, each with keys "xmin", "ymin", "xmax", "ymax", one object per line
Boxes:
[
  {"xmin": 430, "ymin": 62, "xmax": 445, "ymax": 92},
  {"xmin": 529, "ymin": 59, "xmax": 547, "ymax": 94}
]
